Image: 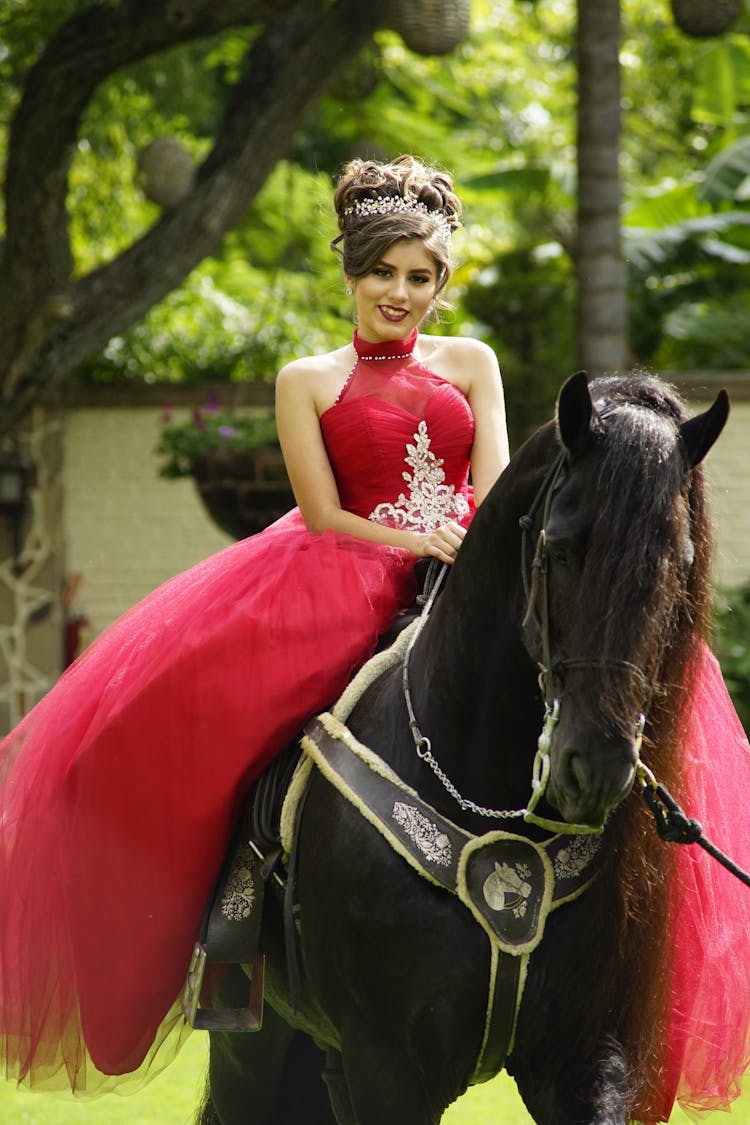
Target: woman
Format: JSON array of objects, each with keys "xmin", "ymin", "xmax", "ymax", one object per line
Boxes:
[{"xmin": 0, "ymin": 156, "xmax": 509, "ymax": 1095}]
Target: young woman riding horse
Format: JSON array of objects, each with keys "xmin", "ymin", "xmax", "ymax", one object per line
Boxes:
[
  {"xmin": 200, "ymin": 370, "xmax": 745, "ymax": 1125},
  {"xmin": 0, "ymin": 156, "xmax": 748, "ymax": 1124}
]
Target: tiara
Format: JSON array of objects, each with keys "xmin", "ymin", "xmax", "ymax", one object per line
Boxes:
[{"xmin": 343, "ymin": 195, "xmax": 455, "ymax": 240}]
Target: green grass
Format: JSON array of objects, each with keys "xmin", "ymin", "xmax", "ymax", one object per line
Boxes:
[{"xmin": 0, "ymin": 1033, "xmax": 744, "ymax": 1123}]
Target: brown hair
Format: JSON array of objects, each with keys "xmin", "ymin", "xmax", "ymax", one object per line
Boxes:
[{"xmin": 331, "ymin": 155, "xmax": 462, "ymax": 301}]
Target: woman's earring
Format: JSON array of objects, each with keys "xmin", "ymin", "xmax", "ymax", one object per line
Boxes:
[{"xmin": 345, "ymin": 285, "xmax": 353, "ymax": 296}]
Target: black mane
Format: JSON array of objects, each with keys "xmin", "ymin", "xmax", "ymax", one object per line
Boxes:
[{"xmin": 570, "ymin": 373, "xmax": 712, "ymax": 736}]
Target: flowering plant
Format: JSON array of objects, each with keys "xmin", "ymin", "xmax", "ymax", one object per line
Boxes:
[{"xmin": 155, "ymin": 396, "xmax": 279, "ymax": 479}]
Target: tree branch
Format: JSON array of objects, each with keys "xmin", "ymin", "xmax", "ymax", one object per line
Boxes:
[{"xmin": 0, "ymin": 0, "xmax": 280, "ymax": 418}]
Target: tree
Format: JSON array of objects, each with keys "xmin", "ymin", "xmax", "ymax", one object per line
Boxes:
[{"xmin": 0, "ymin": 0, "xmax": 384, "ymax": 439}]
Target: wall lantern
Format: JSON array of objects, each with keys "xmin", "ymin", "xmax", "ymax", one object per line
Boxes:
[{"xmin": 0, "ymin": 456, "xmax": 35, "ymax": 572}]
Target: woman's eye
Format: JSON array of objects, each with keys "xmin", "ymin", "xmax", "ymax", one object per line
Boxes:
[
  {"xmin": 411, "ymin": 275, "xmax": 429, "ymax": 285},
  {"xmin": 373, "ymin": 268, "xmax": 391, "ymax": 278}
]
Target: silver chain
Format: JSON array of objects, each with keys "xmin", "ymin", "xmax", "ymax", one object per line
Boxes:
[{"xmin": 415, "ymin": 740, "xmax": 528, "ymax": 820}]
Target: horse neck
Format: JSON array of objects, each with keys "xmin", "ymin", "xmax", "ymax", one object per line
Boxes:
[{"xmin": 401, "ymin": 439, "xmax": 553, "ymax": 826}]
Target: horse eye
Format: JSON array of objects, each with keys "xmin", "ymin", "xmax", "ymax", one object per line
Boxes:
[{"xmin": 548, "ymin": 543, "xmax": 570, "ymax": 566}]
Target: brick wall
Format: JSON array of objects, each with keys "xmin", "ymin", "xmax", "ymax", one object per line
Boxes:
[{"xmin": 60, "ymin": 378, "xmax": 750, "ymax": 641}]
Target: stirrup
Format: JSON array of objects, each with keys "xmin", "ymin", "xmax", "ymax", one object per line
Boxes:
[{"xmin": 181, "ymin": 944, "xmax": 265, "ymax": 1032}]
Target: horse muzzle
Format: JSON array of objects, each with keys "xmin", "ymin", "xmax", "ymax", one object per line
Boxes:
[{"xmin": 545, "ymin": 713, "xmax": 639, "ymax": 829}]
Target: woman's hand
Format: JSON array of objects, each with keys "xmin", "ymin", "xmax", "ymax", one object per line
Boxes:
[{"xmin": 411, "ymin": 521, "xmax": 466, "ymax": 564}]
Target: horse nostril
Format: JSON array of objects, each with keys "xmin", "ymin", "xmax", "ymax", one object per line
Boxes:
[{"xmin": 561, "ymin": 750, "xmax": 585, "ymax": 798}]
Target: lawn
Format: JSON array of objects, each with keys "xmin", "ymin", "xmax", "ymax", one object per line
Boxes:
[{"xmin": 0, "ymin": 1034, "xmax": 744, "ymax": 1124}]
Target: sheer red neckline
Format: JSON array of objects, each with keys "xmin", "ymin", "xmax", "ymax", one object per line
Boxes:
[{"xmin": 353, "ymin": 328, "xmax": 418, "ymax": 361}]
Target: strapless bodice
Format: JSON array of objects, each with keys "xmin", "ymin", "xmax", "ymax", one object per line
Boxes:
[{"xmin": 320, "ymin": 331, "xmax": 475, "ymax": 531}]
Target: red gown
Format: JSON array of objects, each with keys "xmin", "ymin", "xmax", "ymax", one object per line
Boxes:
[
  {"xmin": 0, "ymin": 329, "xmax": 476, "ymax": 1093},
  {"xmin": 0, "ymin": 331, "xmax": 748, "ymax": 1113}
]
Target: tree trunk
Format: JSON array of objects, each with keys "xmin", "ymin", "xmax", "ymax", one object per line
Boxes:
[{"xmin": 575, "ymin": 0, "xmax": 628, "ymax": 374}]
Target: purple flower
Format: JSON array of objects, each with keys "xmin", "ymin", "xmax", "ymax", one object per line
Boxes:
[
  {"xmin": 192, "ymin": 407, "xmax": 206, "ymax": 430},
  {"xmin": 218, "ymin": 424, "xmax": 236, "ymax": 439},
  {"xmin": 204, "ymin": 391, "xmax": 221, "ymax": 414}
]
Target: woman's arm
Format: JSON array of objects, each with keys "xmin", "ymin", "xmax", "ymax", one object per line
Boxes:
[
  {"xmin": 275, "ymin": 361, "xmax": 466, "ymax": 564},
  {"xmin": 463, "ymin": 340, "xmax": 510, "ymax": 505}
]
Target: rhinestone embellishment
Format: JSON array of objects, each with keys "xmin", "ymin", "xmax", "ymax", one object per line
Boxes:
[{"xmin": 369, "ymin": 420, "xmax": 469, "ymax": 533}]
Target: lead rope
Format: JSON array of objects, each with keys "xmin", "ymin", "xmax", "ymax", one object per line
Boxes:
[{"xmin": 637, "ymin": 764, "xmax": 750, "ymax": 889}]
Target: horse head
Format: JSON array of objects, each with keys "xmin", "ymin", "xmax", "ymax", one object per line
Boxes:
[{"xmin": 522, "ymin": 371, "xmax": 729, "ymax": 828}]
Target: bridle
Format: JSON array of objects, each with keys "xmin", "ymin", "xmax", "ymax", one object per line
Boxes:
[
  {"xmin": 520, "ymin": 451, "xmax": 649, "ymax": 709},
  {"xmin": 402, "ymin": 447, "xmax": 647, "ymax": 836}
]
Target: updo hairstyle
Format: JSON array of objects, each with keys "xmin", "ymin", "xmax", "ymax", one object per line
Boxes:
[{"xmin": 331, "ymin": 155, "xmax": 462, "ymax": 298}]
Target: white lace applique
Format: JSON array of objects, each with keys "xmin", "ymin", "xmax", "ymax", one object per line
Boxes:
[{"xmin": 369, "ymin": 419, "xmax": 469, "ymax": 533}]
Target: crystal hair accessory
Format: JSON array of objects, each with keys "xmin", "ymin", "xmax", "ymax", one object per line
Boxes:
[{"xmin": 343, "ymin": 195, "xmax": 455, "ymax": 240}]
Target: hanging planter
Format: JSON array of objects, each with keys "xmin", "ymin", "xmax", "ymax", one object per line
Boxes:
[
  {"xmin": 391, "ymin": 0, "xmax": 471, "ymax": 57},
  {"xmin": 191, "ymin": 447, "xmax": 294, "ymax": 540},
  {"xmin": 156, "ymin": 404, "xmax": 294, "ymax": 540},
  {"xmin": 670, "ymin": 0, "xmax": 741, "ymax": 38}
]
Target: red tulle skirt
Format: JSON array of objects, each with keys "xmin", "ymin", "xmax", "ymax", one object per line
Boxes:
[
  {"xmin": 0, "ymin": 510, "xmax": 416, "ymax": 1094},
  {"xmin": 658, "ymin": 647, "xmax": 750, "ymax": 1120}
]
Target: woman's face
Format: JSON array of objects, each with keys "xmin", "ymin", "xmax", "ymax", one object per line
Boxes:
[{"xmin": 348, "ymin": 239, "xmax": 440, "ymax": 343}]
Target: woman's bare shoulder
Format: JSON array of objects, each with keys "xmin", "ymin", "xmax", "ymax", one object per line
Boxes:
[
  {"xmin": 417, "ymin": 333, "xmax": 500, "ymax": 393},
  {"xmin": 429, "ymin": 334, "xmax": 498, "ymax": 364},
  {"xmin": 276, "ymin": 343, "xmax": 353, "ymax": 387},
  {"xmin": 276, "ymin": 343, "xmax": 356, "ymax": 415}
]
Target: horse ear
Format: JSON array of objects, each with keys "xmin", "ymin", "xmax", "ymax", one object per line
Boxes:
[
  {"xmin": 557, "ymin": 371, "xmax": 601, "ymax": 457},
  {"xmin": 679, "ymin": 390, "xmax": 729, "ymax": 470}
]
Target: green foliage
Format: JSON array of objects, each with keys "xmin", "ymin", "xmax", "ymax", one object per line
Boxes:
[
  {"xmin": 6, "ymin": 0, "xmax": 750, "ymax": 398},
  {"xmin": 701, "ymin": 133, "xmax": 750, "ymax": 203},
  {"xmin": 155, "ymin": 399, "xmax": 278, "ymax": 479},
  {"xmin": 462, "ymin": 245, "xmax": 576, "ymax": 447},
  {"xmin": 626, "ymin": 209, "xmax": 750, "ymax": 366},
  {"xmin": 715, "ymin": 584, "xmax": 750, "ymax": 737},
  {"xmin": 82, "ymin": 162, "xmax": 351, "ymax": 384}
]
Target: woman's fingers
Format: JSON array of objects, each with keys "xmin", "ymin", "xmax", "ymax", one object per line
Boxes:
[{"xmin": 425, "ymin": 521, "xmax": 466, "ymax": 563}]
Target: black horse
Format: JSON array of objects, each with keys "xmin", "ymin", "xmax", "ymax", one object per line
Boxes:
[{"xmin": 198, "ymin": 371, "xmax": 728, "ymax": 1125}]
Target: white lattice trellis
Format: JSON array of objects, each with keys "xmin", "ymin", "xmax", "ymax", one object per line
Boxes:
[{"xmin": 0, "ymin": 410, "xmax": 61, "ymax": 729}]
